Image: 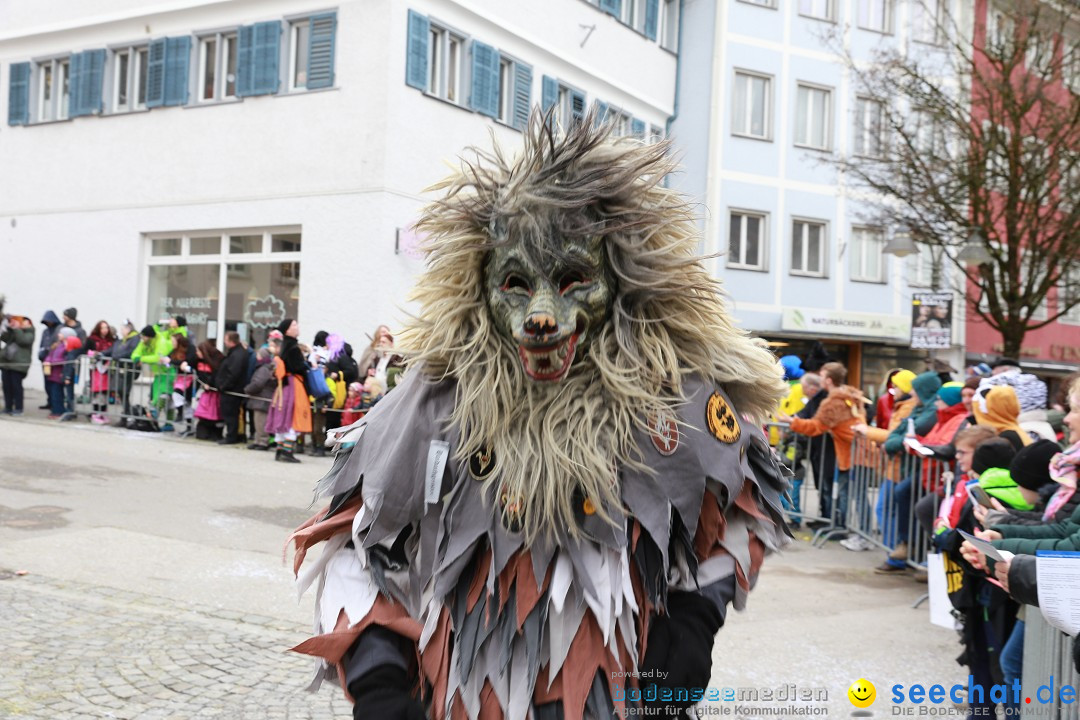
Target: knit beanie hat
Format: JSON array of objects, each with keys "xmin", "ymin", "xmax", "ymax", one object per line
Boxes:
[
  {"xmin": 891, "ymin": 369, "xmax": 917, "ymax": 395},
  {"xmin": 937, "ymin": 382, "xmax": 964, "ymax": 407},
  {"xmin": 1009, "ymin": 439, "xmax": 1060, "ymax": 492},
  {"xmin": 972, "ymin": 437, "xmax": 1018, "ymax": 475},
  {"xmin": 58, "ymin": 326, "xmax": 76, "ymax": 339},
  {"xmin": 63, "ymin": 307, "xmax": 77, "ymax": 321},
  {"xmin": 779, "ymin": 355, "xmax": 804, "ymax": 381},
  {"xmin": 277, "ymin": 318, "xmax": 295, "ymax": 335},
  {"xmin": 140, "ymin": 325, "xmax": 156, "ymax": 339}
]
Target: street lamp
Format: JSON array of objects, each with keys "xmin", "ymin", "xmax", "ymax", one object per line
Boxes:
[
  {"xmin": 957, "ymin": 229, "xmax": 993, "ymax": 265},
  {"xmin": 883, "ymin": 230, "xmax": 917, "ymax": 257}
]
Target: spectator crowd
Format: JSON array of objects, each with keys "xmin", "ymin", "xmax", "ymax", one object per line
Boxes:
[
  {"xmin": 775, "ymin": 346, "xmax": 1080, "ymax": 718},
  {"xmin": 0, "ymin": 306, "xmax": 403, "ymax": 463}
]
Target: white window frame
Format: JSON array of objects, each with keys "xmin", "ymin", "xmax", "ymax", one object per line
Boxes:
[
  {"xmin": 35, "ymin": 56, "xmax": 71, "ymax": 122},
  {"xmin": 738, "ymin": 0, "xmax": 778, "ymax": 9},
  {"xmin": 850, "ymin": 227, "xmax": 887, "ymax": 283},
  {"xmin": 906, "ymin": 243, "xmax": 935, "ymax": 288},
  {"xmin": 428, "ymin": 21, "xmax": 466, "ymax": 105},
  {"xmin": 854, "ymin": 96, "xmax": 885, "ymax": 158},
  {"xmin": 497, "ymin": 57, "xmax": 513, "ymax": 125},
  {"xmin": 857, "ymin": 0, "xmax": 893, "ymax": 33},
  {"xmin": 287, "ymin": 20, "xmax": 310, "ymax": 92},
  {"xmin": 112, "ymin": 48, "xmax": 131, "ymax": 112},
  {"xmin": 794, "ymin": 82, "xmax": 833, "ymax": 151},
  {"xmin": 195, "ymin": 31, "xmax": 238, "ymax": 102},
  {"xmin": 1059, "ymin": 269, "xmax": 1080, "ymax": 325},
  {"xmin": 987, "ymin": 7, "xmax": 1015, "ymax": 56},
  {"xmin": 912, "ymin": 0, "xmax": 944, "ymax": 45},
  {"xmin": 912, "ymin": 108, "xmax": 947, "ymax": 157},
  {"xmin": 728, "ymin": 210, "xmax": 769, "ymax": 271},
  {"xmin": 622, "ymin": 0, "xmax": 651, "ymax": 31},
  {"xmin": 732, "ymin": 70, "xmax": 773, "ymax": 141},
  {"xmin": 791, "ymin": 218, "xmax": 828, "ymax": 278},
  {"xmin": 108, "ymin": 44, "xmax": 151, "ymax": 113},
  {"xmin": 660, "ymin": 0, "xmax": 679, "ymax": 52},
  {"xmin": 798, "ymin": 0, "xmax": 836, "ymax": 22}
]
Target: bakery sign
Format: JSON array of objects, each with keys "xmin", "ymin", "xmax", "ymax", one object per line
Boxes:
[{"xmin": 780, "ymin": 308, "xmax": 910, "ymax": 341}]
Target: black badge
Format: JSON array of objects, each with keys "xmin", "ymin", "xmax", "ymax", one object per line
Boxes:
[{"xmin": 469, "ymin": 446, "xmax": 497, "ymax": 481}]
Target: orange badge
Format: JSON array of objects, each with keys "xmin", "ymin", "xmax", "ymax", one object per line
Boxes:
[{"xmin": 706, "ymin": 391, "xmax": 741, "ymax": 443}]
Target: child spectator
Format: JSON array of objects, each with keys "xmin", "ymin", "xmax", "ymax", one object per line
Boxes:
[
  {"xmin": 193, "ymin": 341, "xmax": 224, "ymax": 441},
  {"xmin": 60, "ymin": 330, "xmax": 82, "ymax": 421},
  {"xmin": 171, "ymin": 335, "xmax": 194, "ymax": 436},
  {"xmin": 86, "ymin": 320, "xmax": 116, "ymax": 424},
  {"xmin": 340, "ymin": 382, "xmax": 365, "ymax": 426},
  {"xmin": 43, "ymin": 334, "xmax": 67, "ymax": 418}
]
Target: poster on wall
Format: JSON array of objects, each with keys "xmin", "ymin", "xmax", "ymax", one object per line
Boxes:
[{"xmin": 910, "ymin": 292, "xmax": 953, "ymax": 349}]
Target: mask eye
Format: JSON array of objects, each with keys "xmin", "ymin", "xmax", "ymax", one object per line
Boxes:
[
  {"xmin": 559, "ymin": 272, "xmax": 589, "ymax": 293},
  {"xmin": 501, "ymin": 273, "xmax": 531, "ymax": 295}
]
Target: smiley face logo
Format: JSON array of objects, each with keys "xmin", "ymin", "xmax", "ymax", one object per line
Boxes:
[{"xmin": 847, "ymin": 678, "xmax": 876, "ymax": 708}]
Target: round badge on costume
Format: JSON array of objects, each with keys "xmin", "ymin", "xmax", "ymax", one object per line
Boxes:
[
  {"xmin": 469, "ymin": 446, "xmax": 497, "ymax": 481},
  {"xmin": 706, "ymin": 391, "xmax": 741, "ymax": 443},
  {"xmin": 648, "ymin": 412, "xmax": 679, "ymax": 456}
]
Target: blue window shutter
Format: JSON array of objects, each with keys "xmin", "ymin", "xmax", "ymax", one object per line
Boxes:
[
  {"xmin": 406, "ymin": 10, "xmax": 430, "ymax": 90},
  {"xmin": 541, "ymin": 75, "xmax": 558, "ymax": 115},
  {"xmin": 644, "ymin": 0, "xmax": 660, "ymax": 40},
  {"xmin": 249, "ymin": 21, "xmax": 281, "ymax": 96},
  {"xmin": 163, "ymin": 36, "xmax": 191, "ymax": 106},
  {"xmin": 69, "ymin": 52, "xmax": 86, "ymax": 116},
  {"xmin": 146, "ymin": 38, "xmax": 167, "ymax": 107},
  {"xmin": 7, "ymin": 62, "xmax": 30, "ymax": 125},
  {"xmin": 593, "ymin": 99, "xmax": 609, "ymax": 127},
  {"xmin": 511, "ymin": 62, "xmax": 532, "ymax": 131},
  {"xmin": 77, "ymin": 49, "xmax": 106, "ymax": 115},
  {"xmin": 631, "ymin": 118, "xmax": 645, "ymax": 138},
  {"xmin": 600, "ymin": 0, "xmax": 622, "ymax": 17},
  {"xmin": 469, "ymin": 40, "xmax": 499, "ymax": 118},
  {"xmin": 306, "ymin": 13, "xmax": 337, "ymax": 90},
  {"xmin": 237, "ymin": 25, "xmax": 255, "ymax": 97},
  {"xmin": 570, "ymin": 89, "xmax": 586, "ymax": 126}
]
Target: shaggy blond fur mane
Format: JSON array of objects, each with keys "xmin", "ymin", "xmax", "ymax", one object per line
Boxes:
[{"xmin": 397, "ymin": 114, "xmax": 785, "ymax": 541}]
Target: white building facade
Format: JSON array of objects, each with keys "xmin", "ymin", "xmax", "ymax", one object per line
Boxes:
[
  {"xmin": 0, "ymin": 0, "xmax": 677, "ymax": 385},
  {"xmin": 669, "ymin": 0, "xmax": 964, "ymax": 394}
]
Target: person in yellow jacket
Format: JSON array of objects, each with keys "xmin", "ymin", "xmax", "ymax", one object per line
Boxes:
[{"xmin": 774, "ymin": 355, "xmax": 806, "ymax": 524}]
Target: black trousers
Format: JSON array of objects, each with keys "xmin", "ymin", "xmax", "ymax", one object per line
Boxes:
[
  {"xmin": 221, "ymin": 394, "xmax": 243, "ymax": 442},
  {"xmin": 2, "ymin": 369, "xmax": 26, "ymax": 412}
]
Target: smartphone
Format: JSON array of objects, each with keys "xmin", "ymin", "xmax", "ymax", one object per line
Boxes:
[{"xmin": 969, "ymin": 485, "xmax": 994, "ymax": 509}]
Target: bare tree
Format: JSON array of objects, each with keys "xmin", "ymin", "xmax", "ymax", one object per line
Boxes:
[{"xmin": 828, "ymin": 0, "xmax": 1080, "ymax": 358}]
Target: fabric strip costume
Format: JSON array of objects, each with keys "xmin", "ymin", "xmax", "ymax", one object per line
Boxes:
[{"xmin": 288, "ymin": 112, "xmax": 791, "ymax": 720}]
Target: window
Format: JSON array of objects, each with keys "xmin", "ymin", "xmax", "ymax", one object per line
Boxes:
[
  {"xmin": 799, "ymin": 0, "xmax": 835, "ymax": 21},
  {"xmin": 491, "ymin": 56, "xmax": 531, "ymax": 130},
  {"xmin": 151, "ymin": 238, "xmax": 181, "ymax": 256},
  {"xmin": 289, "ymin": 21, "xmax": 310, "ymax": 90},
  {"xmin": 912, "ymin": 0, "xmax": 943, "ymax": 44},
  {"xmin": 795, "ymin": 83, "xmax": 831, "ymax": 150},
  {"xmin": 986, "ymin": 8, "xmax": 1014, "ymax": 55},
  {"xmin": 272, "ymin": 233, "xmax": 302, "ymax": 252},
  {"xmin": 857, "ymin": 0, "xmax": 892, "ymax": 33},
  {"xmin": 791, "ymin": 220, "xmax": 827, "ymax": 277},
  {"xmin": 732, "ymin": 71, "xmax": 772, "ymax": 140},
  {"xmin": 622, "ymin": 0, "xmax": 652, "ymax": 31},
  {"xmin": 136, "ymin": 47, "xmax": 149, "ymax": 108},
  {"xmin": 197, "ymin": 33, "xmax": 238, "ymax": 101},
  {"xmin": 738, "ymin": 0, "xmax": 777, "ymax": 7},
  {"xmin": 1059, "ymin": 270, "xmax": 1080, "ymax": 325},
  {"xmin": 229, "ymin": 235, "xmax": 262, "ymax": 254},
  {"xmin": 113, "ymin": 49, "xmax": 131, "ymax": 111},
  {"xmin": 850, "ymin": 227, "xmax": 886, "ymax": 282},
  {"xmin": 1024, "ymin": 31, "xmax": 1047, "ymax": 72},
  {"xmin": 728, "ymin": 211, "xmax": 767, "ymax": 270},
  {"xmin": 36, "ymin": 57, "xmax": 70, "ymax": 121},
  {"xmin": 497, "ymin": 58, "xmax": 513, "ymax": 124},
  {"xmin": 854, "ymin": 96, "xmax": 884, "ymax": 157},
  {"xmin": 190, "ymin": 237, "xmax": 222, "ymax": 255},
  {"xmin": 428, "ymin": 23, "xmax": 464, "ymax": 103},
  {"xmin": 913, "ymin": 109, "xmax": 946, "ymax": 156},
  {"xmin": 661, "ymin": 0, "xmax": 679, "ymax": 51},
  {"xmin": 906, "ymin": 243, "xmax": 935, "ymax": 287},
  {"xmin": 649, "ymin": 124, "xmax": 664, "ymax": 143}
]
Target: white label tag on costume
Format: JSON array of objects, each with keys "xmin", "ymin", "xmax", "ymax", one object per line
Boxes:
[{"xmin": 426, "ymin": 440, "xmax": 450, "ymax": 505}]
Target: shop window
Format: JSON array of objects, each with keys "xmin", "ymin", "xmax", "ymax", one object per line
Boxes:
[
  {"xmin": 272, "ymin": 233, "xmax": 301, "ymax": 252},
  {"xmin": 229, "ymin": 234, "xmax": 262, "ymax": 253},
  {"xmin": 225, "ymin": 262, "xmax": 300, "ymax": 347},
  {"xmin": 147, "ymin": 264, "xmax": 220, "ymax": 342},
  {"xmin": 190, "ymin": 237, "xmax": 222, "ymax": 255},
  {"xmin": 151, "ymin": 237, "xmax": 181, "ymax": 256}
]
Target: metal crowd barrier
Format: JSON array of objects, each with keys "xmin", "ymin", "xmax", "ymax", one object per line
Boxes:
[
  {"xmin": 1022, "ymin": 608, "xmax": 1080, "ymax": 720},
  {"xmin": 769, "ymin": 424, "xmax": 946, "ymax": 571},
  {"xmin": 73, "ymin": 356, "xmax": 197, "ymax": 431}
]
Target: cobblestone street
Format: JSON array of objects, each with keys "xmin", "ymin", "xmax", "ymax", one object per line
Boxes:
[{"xmin": 1, "ymin": 573, "xmax": 349, "ymax": 720}]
